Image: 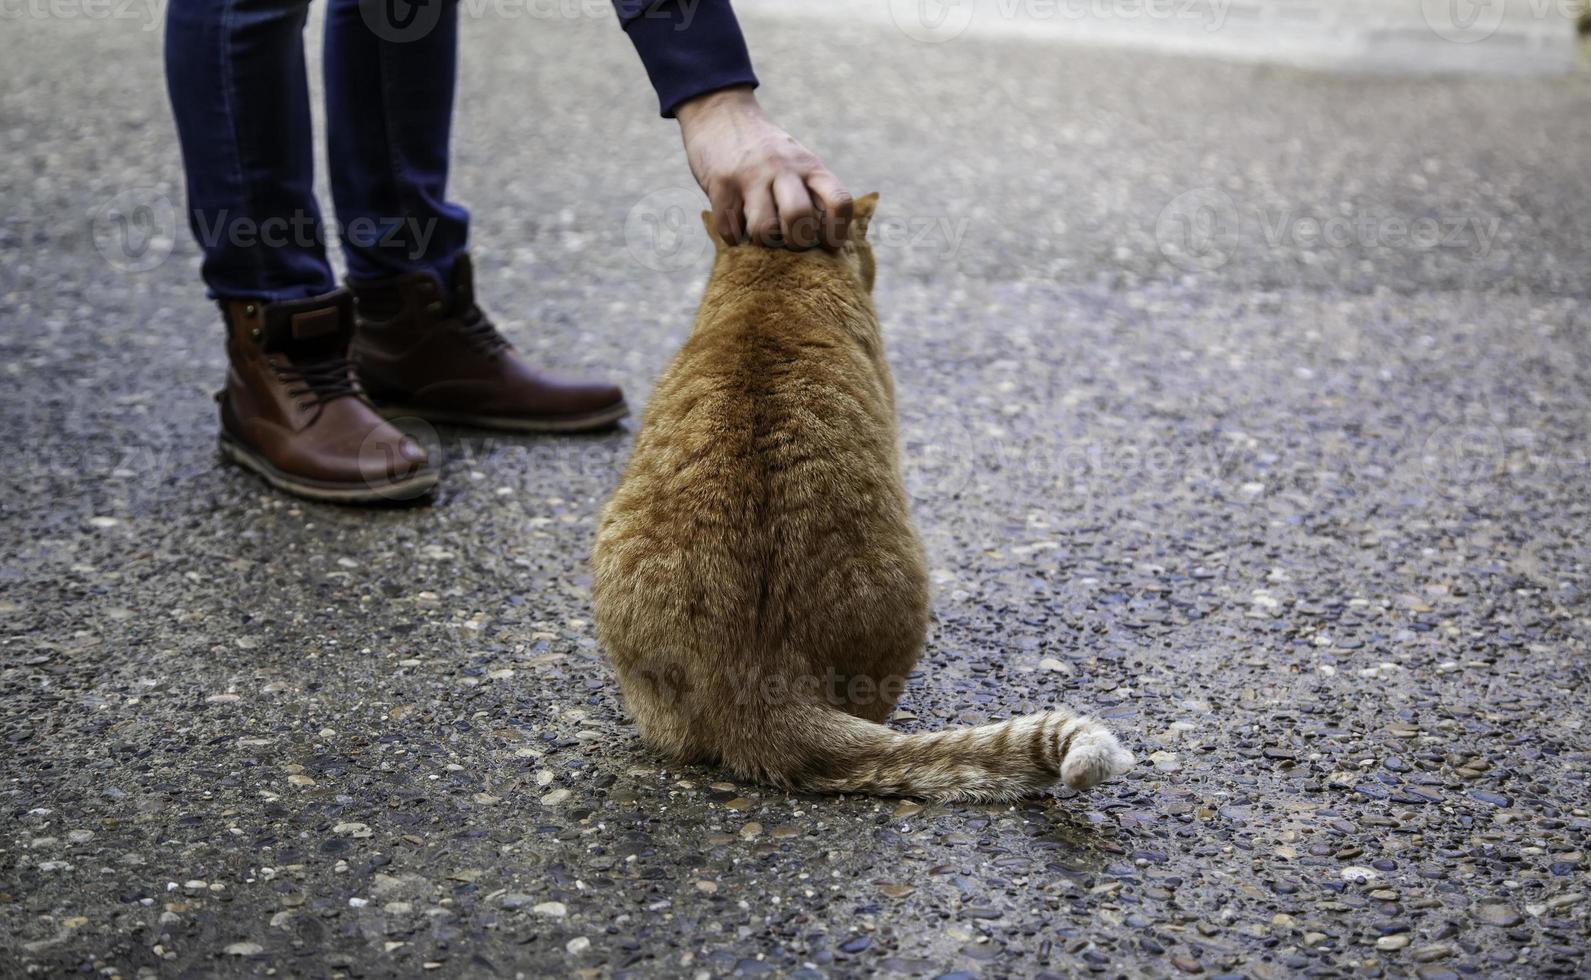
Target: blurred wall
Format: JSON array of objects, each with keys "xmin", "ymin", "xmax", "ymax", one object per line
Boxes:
[{"xmin": 735, "ymin": 0, "xmax": 1582, "ymax": 76}]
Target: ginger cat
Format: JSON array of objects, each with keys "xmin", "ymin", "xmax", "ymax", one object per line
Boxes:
[{"xmin": 591, "ymin": 194, "xmax": 1134, "ymax": 801}]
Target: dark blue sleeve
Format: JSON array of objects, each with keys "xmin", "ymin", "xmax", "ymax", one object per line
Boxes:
[{"xmin": 612, "ymin": 0, "xmax": 759, "ymax": 118}]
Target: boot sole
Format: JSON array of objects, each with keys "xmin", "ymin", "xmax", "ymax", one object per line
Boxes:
[
  {"xmin": 375, "ymin": 399, "xmax": 630, "ymax": 434},
  {"xmin": 218, "ymin": 434, "xmax": 438, "ymax": 504}
]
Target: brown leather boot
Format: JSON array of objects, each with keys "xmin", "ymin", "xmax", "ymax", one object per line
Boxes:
[
  {"xmin": 349, "ymin": 255, "xmax": 628, "ymax": 432},
  {"xmin": 217, "ymin": 289, "xmax": 438, "ymax": 503}
]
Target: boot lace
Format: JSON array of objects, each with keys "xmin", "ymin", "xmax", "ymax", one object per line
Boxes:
[
  {"xmin": 272, "ymin": 354, "xmax": 360, "ymax": 415},
  {"xmin": 453, "ymin": 304, "xmax": 511, "ymax": 358}
]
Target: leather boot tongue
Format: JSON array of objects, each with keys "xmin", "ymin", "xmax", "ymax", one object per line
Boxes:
[
  {"xmin": 284, "ymin": 305, "xmax": 351, "ymax": 362},
  {"xmin": 277, "ymin": 301, "xmax": 359, "ymax": 402},
  {"xmin": 259, "ymin": 290, "xmax": 355, "ymax": 357}
]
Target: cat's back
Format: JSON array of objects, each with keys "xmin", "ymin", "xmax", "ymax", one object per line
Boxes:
[{"xmin": 593, "ymin": 253, "xmax": 909, "ymax": 626}]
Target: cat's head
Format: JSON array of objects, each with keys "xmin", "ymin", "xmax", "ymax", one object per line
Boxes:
[{"xmin": 699, "ymin": 191, "xmax": 880, "ymax": 293}]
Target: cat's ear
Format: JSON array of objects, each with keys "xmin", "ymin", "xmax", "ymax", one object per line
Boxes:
[
  {"xmin": 850, "ymin": 192, "xmax": 880, "ymax": 240},
  {"xmin": 701, "ymin": 211, "xmax": 728, "ymax": 253}
]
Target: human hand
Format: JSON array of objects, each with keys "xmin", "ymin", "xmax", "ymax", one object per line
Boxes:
[{"xmin": 675, "ymin": 85, "xmax": 852, "ymax": 251}]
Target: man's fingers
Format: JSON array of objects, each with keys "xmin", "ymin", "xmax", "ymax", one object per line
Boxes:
[
  {"xmin": 711, "ymin": 203, "xmax": 744, "ymax": 247},
  {"xmin": 773, "ymin": 173, "xmax": 820, "ymax": 249},
  {"xmin": 714, "ymin": 208, "xmax": 742, "ymax": 247},
  {"xmin": 742, "ymin": 183, "xmax": 781, "ymax": 247},
  {"xmin": 708, "ymin": 184, "xmax": 743, "ymax": 246},
  {"xmin": 806, "ymin": 171, "xmax": 854, "ymax": 250}
]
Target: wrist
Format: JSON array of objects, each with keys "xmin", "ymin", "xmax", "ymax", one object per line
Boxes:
[{"xmin": 675, "ymin": 84, "xmax": 763, "ymax": 132}]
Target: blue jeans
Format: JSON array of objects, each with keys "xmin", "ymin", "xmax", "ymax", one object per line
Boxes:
[{"xmin": 165, "ymin": 0, "xmax": 470, "ymax": 300}]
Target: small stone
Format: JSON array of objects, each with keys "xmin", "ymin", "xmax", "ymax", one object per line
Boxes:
[
  {"xmin": 1149, "ymin": 750, "xmax": 1181, "ymax": 772},
  {"xmin": 1377, "ymin": 934, "xmax": 1410, "ymax": 951},
  {"xmin": 500, "ymin": 893, "xmax": 534, "ymax": 909},
  {"xmin": 1038, "ymin": 657, "xmax": 1071, "ymax": 673},
  {"xmin": 371, "ymin": 873, "xmax": 426, "ymax": 899},
  {"xmin": 539, "ymin": 789, "xmax": 571, "ymax": 806},
  {"xmin": 1475, "ymin": 903, "xmax": 1522, "ymax": 927},
  {"xmin": 739, "ymin": 821, "xmax": 763, "ymax": 841},
  {"xmin": 566, "ymin": 937, "xmax": 591, "ymax": 954},
  {"xmin": 879, "ymin": 883, "xmax": 916, "ymax": 899},
  {"xmin": 332, "ymin": 822, "xmax": 372, "ymax": 838},
  {"xmin": 892, "ymin": 801, "xmax": 923, "ymax": 819},
  {"xmin": 693, "ymin": 880, "xmax": 718, "ymax": 894},
  {"xmin": 225, "ymin": 942, "xmax": 263, "ymax": 956},
  {"xmin": 287, "ymin": 775, "xmax": 316, "ymax": 787},
  {"xmin": 1341, "ymin": 866, "xmax": 1378, "ymax": 883},
  {"xmin": 533, "ymin": 901, "xmax": 567, "ymax": 918}
]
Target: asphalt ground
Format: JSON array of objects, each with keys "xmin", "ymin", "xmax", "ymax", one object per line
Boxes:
[{"xmin": 1, "ymin": 7, "xmax": 1588, "ymax": 978}]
